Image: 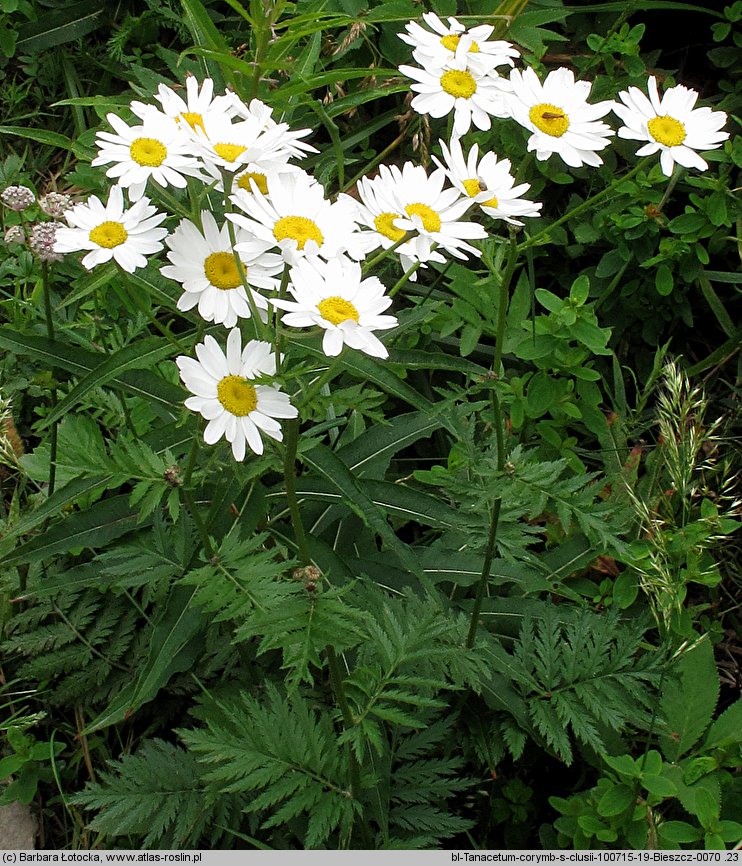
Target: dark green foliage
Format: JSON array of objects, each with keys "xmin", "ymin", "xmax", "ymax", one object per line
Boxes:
[
  {"xmin": 72, "ymin": 739, "xmax": 241, "ymax": 848},
  {"xmin": 510, "ymin": 608, "xmax": 665, "ymax": 764}
]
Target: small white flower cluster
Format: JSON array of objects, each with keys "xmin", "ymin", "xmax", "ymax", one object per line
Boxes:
[
  {"xmin": 399, "ymin": 14, "xmax": 729, "ymax": 175},
  {"xmin": 0, "ymin": 185, "xmax": 73, "ymax": 262}
]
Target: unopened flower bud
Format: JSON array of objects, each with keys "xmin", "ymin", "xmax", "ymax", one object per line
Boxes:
[
  {"xmin": 38, "ymin": 192, "xmax": 72, "ymax": 218},
  {"xmin": 4, "ymin": 225, "xmax": 25, "ymax": 244},
  {"xmin": 1, "ymin": 185, "xmax": 36, "ymax": 211},
  {"xmin": 29, "ymin": 222, "xmax": 64, "ymax": 263}
]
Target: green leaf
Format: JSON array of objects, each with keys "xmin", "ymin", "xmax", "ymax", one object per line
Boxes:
[
  {"xmin": 3, "ymin": 495, "xmax": 137, "ymax": 568},
  {"xmin": 703, "ymin": 698, "xmax": 742, "ymax": 751},
  {"xmin": 660, "ymin": 637, "xmax": 719, "ymax": 761},
  {"xmin": 0, "ymin": 126, "xmax": 92, "ymax": 160},
  {"xmin": 0, "ymin": 474, "xmax": 111, "ymax": 554},
  {"xmin": 15, "ymin": 0, "xmax": 106, "ymax": 52},
  {"xmin": 302, "ymin": 444, "xmax": 427, "ymax": 586},
  {"xmin": 659, "ymin": 821, "xmax": 703, "ymax": 844},
  {"xmin": 180, "ymin": 0, "xmax": 233, "ymax": 87},
  {"xmin": 597, "ymin": 783, "xmax": 636, "ymax": 817},
  {"xmin": 40, "ymin": 338, "xmax": 174, "ymax": 429},
  {"xmin": 0, "ymin": 327, "xmax": 182, "ymax": 415},
  {"xmin": 86, "ymin": 588, "xmax": 203, "ymax": 732},
  {"xmin": 335, "ymin": 410, "xmax": 447, "ymax": 478},
  {"xmin": 655, "ymin": 264, "xmax": 674, "ymax": 296}
]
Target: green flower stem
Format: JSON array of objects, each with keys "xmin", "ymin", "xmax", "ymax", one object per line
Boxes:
[
  {"xmin": 283, "ymin": 417, "xmax": 372, "ymax": 842},
  {"xmin": 341, "ymin": 129, "xmax": 406, "ymax": 194},
  {"xmin": 298, "ymin": 356, "xmax": 345, "ymax": 409},
  {"xmin": 151, "ymin": 181, "xmax": 191, "ymax": 219},
  {"xmin": 179, "ymin": 432, "xmax": 214, "ymax": 558},
  {"xmin": 361, "ymin": 231, "xmax": 415, "ymax": 275},
  {"xmin": 465, "ymin": 232, "xmax": 520, "ymax": 650},
  {"xmin": 221, "ymin": 170, "xmax": 267, "ymax": 341},
  {"xmin": 274, "ymin": 263, "xmax": 291, "ymax": 375},
  {"xmin": 283, "ymin": 417, "xmax": 311, "ymax": 565},
  {"xmin": 41, "ymin": 263, "xmax": 58, "ymax": 498},
  {"xmin": 117, "ymin": 267, "xmax": 189, "ymax": 353},
  {"xmin": 518, "ymin": 156, "xmax": 653, "ymax": 253},
  {"xmin": 389, "ymin": 260, "xmax": 422, "ymax": 298},
  {"xmin": 180, "ymin": 484, "xmax": 214, "ymax": 559}
]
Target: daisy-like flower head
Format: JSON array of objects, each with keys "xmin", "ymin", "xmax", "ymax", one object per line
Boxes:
[
  {"xmin": 177, "ymin": 329, "xmax": 298, "ymax": 460},
  {"xmin": 154, "ymin": 75, "xmax": 236, "ymax": 130},
  {"xmin": 93, "ymin": 112, "xmax": 202, "ymax": 201},
  {"xmin": 508, "ymin": 67, "xmax": 615, "ymax": 168},
  {"xmin": 54, "ymin": 186, "xmax": 168, "ymax": 272},
  {"xmin": 272, "ymin": 257, "xmax": 398, "ymax": 358},
  {"xmin": 373, "ymin": 162, "xmax": 487, "ymax": 262},
  {"xmin": 400, "ymin": 53, "xmax": 512, "ymax": 137},
  {"xmin": 160, "ymin": 210, "xmax": 283, "ymax": 328},
  {"xmin": 613, "ymin": 76, "xmax": 729, "ymax": 177},
  {"xmin": 433, "ymin": 138, "xmax": 542, "ymax": 226},
  {"xmin": 228, "ymin": 170, "xmax": 366, "ymax": 265},
  {"xmin": 399, "ymin": 12, "xmax": 520, "ymax": 75}
]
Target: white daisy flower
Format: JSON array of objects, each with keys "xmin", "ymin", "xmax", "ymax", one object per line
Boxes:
[
  {"xmin": 399, "ymin": 12, "xmax": 519, "ymax": 76},
  {"xmin": 54, "ymin": 186, "xmax": 168, "ymax": 272},
  {"xmin": 92, "ymin": 112, "xmax": 202, "ymax": 201},
  {"xmin": 378, "ymin": 162, "xmax": 487, "ymax": 261},
  {"xmin": 613, "ymin": 76, "xmax": 729, "ymax": 177},
  {"xmin": 272, "ymin": 257, "xmax": 397, "ymax": 358},
  {"xmin": 160, "ymin": 210, "xmax": 283, "ymax": 328},
  {"xmin": 188, "ymin": 111, "xmax": 317, "ymax": 182},
  {"xmin": 176, "ymin": 329, "xmax": 298, "ymax": 460},
  {"xmin": 508, "ymin": 66, "xmax": 615, "ymax": 168},
  {"xmin": 131, "ymin": 76, "xmax": 236, "ymax": 131},
  {"xmin": 228, "ymin": 170, "xmax": 366, "ymax": 265},
  {"xmin": 350, "ymin": 175, "xmax": 444, "ymax": 280},
  {"xmin": 400, "ymin": 54, "xmax": 512, "ymax": 137},
  {"xmin": 433, "ymin": 138, "xmax": 542, "ymax": 226}
]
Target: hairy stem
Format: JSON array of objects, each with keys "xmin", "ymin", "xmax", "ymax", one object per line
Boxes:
[
  {"xmin": 41, "ymin": 264, "xmax": 58, "ymax": 498},
  {"xmin": 466, "ymin": 233, "xmax": 519, "ymax": 649},
  {"xmin": 283, "ymin": 417, "xmax": 312, "ymax": 565}
]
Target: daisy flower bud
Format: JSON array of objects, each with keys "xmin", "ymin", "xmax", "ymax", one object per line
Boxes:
[
  {"xmin": 1, "ymin": 185, "xmax": 36, "ymax": 211},
  {"xmin": 613, "ymin": 76, "xmax": 729, "ymax": 177}
]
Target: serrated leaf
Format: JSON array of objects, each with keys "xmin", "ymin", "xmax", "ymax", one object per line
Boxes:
[
  {"xmin": 660, "ymin": 638, "xmax": 719, "ymax": 761},
  {"xmin": 703, "ymin": 698, "xmax": 742, "ymax": 751}
]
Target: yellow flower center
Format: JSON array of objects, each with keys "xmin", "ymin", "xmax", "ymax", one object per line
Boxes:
[
  {"xmin": 129, "ymin": 137, "xmax": 168, "ymax": 167},
  {"xmin": 462, "ymin": 178, "xmax": 484, "ymax": 197},
  {"xmin": 317, "ymin": 296, "xmax": 360, "ymax": 326},
  {"xmin": 440, "ymin": 69, "xmax": 477, "ymax": 99},
  {"xmin": 179, "ymin": 111, "xmax": 204, "ymax": 131},
  {"xmin": 217, "ymin": 375, "xmax": 257, "ymax": 416},
  {"xmin": 405, "ymin": 202, "xmax": 441, "ymax": 233},
  {"xmin": 213, "ymin": 142, "xmax": 247, "ymax": 163},
  {"xmin": 374, "ymin": 211, "xmax": 406, "ymax": 242},
  {"xmin": 89, "ymin": 221, "xmax": 128, "ymax": 249},
  {"xmin": 440, "ymin": 34, "xmax": 480, "ymax": 53},
  {"xmin": 529, "ymin": 103, "xmax": 570, "ymax": 137},
  {"xmin": 237, "ymin": 171, "xmax": 269, "ymax": 195},
  {"xmin": 273, "ymin": 216, "xmax": 324, "ymax": 250},
  {"xmin": 204, "ymin": 251, "xmax": 243, "ymax": 290},
  {"xmin": 480, "ymin": 194, "xmax": 499, "ymax": 209},
  {"xmin": 647, "ymin": 114, "xmax": 686, "ymax": 147}
]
